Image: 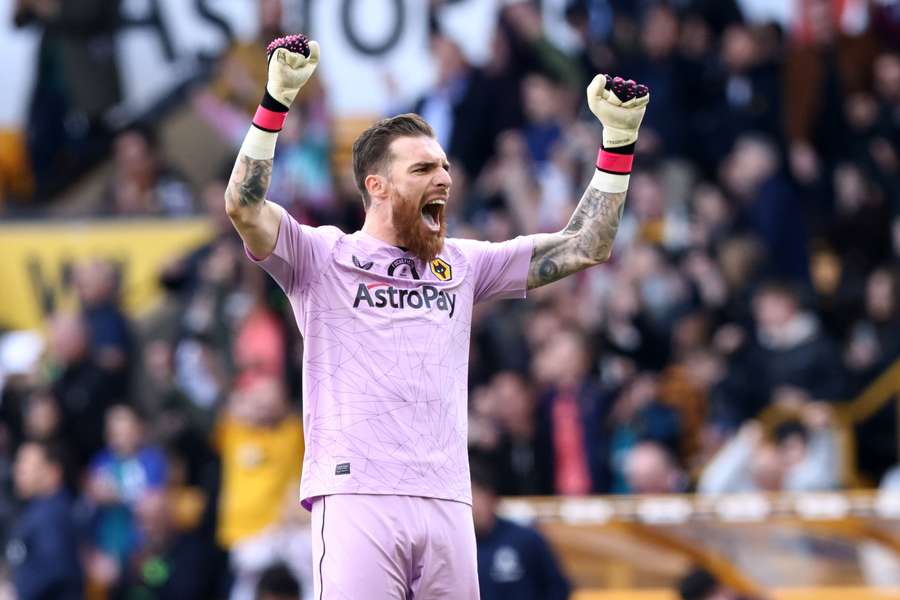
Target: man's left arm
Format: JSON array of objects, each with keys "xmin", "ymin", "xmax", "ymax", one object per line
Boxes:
[{"xmin": 527, "ymin": 75, "xmax": 649, "ymax": 290}]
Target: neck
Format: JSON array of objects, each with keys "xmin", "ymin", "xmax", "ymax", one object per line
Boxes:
[{"xmin": 361, "ymin": 204, "xmax": 401, "ymax": 247}]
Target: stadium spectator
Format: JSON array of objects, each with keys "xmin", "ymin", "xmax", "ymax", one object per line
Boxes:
[
  {"xmin": 85, "ymin": 404, "xmax": 167, "ymax": 565},
  {"xmin": 13, "ymin": 0, "xmax": 122, "ymax": 199},
  {"xmin": 8, "ymin": 440, "xmax": 83, "ymax": 600},
  {"xmin": 747, "ymin": 282, "xmax": 845, "ymax": 408},
  {"xmin": 412, "ymin": 33, "xmax": 487, "ymax": 180},
  {"xmin": 214, "ymin": 375, "xmax": 304, "ymax": 600},
  {"xmin": 698, "ymin": 401, "xmax": 841, "ymax": 494},
  {"xmin": 472, "ymin": 460, "xmax": 571, "ymax": 600},
  {"xmin": 533, "ymin": 328, "xmax": 612, "ymax": 494},
  {"xmin": 46, "ymin": 311, "xmax": 117, "ymax": 467},
  {"xmin": 113, "ymin": 490, "xmax": 215, "ymax": 599},
  {"xmin": 721, "ymin": 135, "xmax": 809, "ymax": 281},
  {"xmin": 607, "ymin": 373, "xmax": 681, "ymax": 493},
  {"xmin": 624, "ymin": 441, "xmax": 687, "ymax": 495},
  {"xmin": 105, "ymin": 127, "xmax": 196, "ymax": 217},
  {"xmin": 490, "ymin": 371, "xmax": 549, "ymax": 495},
  {"xmin": 20, "ymin": 389, "xmax": 63, "ymax": 445},
  {"xmin": 74, "ymin": 258, "xmax": 132, "ymax": 395}
]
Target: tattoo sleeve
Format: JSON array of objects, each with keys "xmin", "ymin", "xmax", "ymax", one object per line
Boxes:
[
  {"xmin": 225, "ymin": 155, "xmax": 273, "ymax": 211},
  {"xmin": 527, "ymin": 186, "xmax": 627, "ymax": 289}
]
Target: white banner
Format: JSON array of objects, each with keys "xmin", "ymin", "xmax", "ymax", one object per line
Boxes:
[{"xmin": 0, "ymin": 0, "xmax": 582, "ymax": 127}]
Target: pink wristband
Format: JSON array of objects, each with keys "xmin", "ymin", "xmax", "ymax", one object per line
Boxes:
[
  {"xmin": 252, "ymin": 105, "xmax": 288, "ymax": 132},
  {"xmin": 596, "ymin": 148, "xmax": 634, "ymax": 174}
]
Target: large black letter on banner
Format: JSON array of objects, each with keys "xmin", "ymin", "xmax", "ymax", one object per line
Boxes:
[
  {"xmin": 194, "ymin": 0, "xmax": 234, "ymax": 57},
  {"xmin": 341, "ymin": 0, "xmax": 404, "ymax": 56},
  {"xmin": 119, "ymin": 0, "xmax": 176, "ymax": 62}
]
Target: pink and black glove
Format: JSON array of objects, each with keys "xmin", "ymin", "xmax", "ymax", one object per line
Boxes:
[
  {"xmin": 251, "ymin": 34, "xmax": 320, "ymax": 133},
  {"xmin": 587, "ymin": 75, "xmax": 650, "ymax": 178}
]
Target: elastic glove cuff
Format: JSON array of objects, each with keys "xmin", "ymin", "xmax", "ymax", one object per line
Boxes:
[
  {"xmin": 596, "ymin": 143, "xmax": 635, "ymax": 175},
  {"xmin": 252, "ymin": 88, "xmax": 289, "ymax": 133}
]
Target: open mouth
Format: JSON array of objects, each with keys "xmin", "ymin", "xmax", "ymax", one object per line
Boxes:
[{"xmin": 421, "ymin": 199, "xmax": 445, "ymax": 232}]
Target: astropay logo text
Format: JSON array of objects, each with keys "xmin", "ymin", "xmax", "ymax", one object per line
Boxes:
[{"xmin": 353, "ymin": 283, "xmax": 456, "ymax": 318}]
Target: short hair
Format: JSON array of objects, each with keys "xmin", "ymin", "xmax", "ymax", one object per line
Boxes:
[
  {"xmin": 753, "ymin": 280, "xmax": 801, "ymax": 306},
  {"xmin": 351, "ymin": 113, "xmax": 435, "ymax": 209},
  {"xmin": 678, "ymin": 567, "xmax": 719, "ymax": 600},
  {"xmin": 256, "ymin": 563, "xmax": 300, "ymax": 600}
]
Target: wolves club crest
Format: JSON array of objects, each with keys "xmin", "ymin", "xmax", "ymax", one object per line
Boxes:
[{"xmin": 430, "ymin": 258, "xmax": 452, "ymax": 281}]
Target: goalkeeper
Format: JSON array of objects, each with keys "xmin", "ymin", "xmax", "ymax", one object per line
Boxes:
[{"xmin": 224, "ymin": 34, "xmax": 649, "ymax": 600}]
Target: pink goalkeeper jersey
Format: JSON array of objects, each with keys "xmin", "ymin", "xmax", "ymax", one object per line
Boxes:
[{"xmin": 249, "ymin": 210, "xmax": 533, "ymax": 509}]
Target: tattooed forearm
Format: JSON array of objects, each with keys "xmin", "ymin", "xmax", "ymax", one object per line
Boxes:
[
  {"xmin": 225, "ymin": 155, "xmax": 273, "ymax": 212},
  {"xmin": 527, "ymin": 186, "xmax": 626, "ymax": 289}
]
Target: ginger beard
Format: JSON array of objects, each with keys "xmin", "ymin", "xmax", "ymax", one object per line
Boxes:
[{"xmin": 390, "ymin": 186, "xmax": 447, "ymax": 263}]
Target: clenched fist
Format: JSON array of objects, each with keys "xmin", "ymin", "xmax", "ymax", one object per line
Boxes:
[
  {"xmin": 587, "ymin": 74, "xmax": 649, "ymax": 149},
  {"xmin": 266, "ymin": 35, "xmax": 321, "ymax": 109}
]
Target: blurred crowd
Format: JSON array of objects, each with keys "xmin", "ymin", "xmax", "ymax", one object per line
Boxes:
[{"xmin": 2, "ymin": 0, "xmax": 900, "ymax": 598}]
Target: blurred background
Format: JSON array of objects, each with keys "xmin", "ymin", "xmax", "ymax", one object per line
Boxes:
[{"xmin": 1, "ymin": 0, "xmax": 899, "ymax": 599}]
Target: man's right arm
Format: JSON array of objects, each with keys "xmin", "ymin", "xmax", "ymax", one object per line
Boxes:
[
  {"xmin": 223, "ymin": 35, "xmax": 320, "ymax": 259},
  {"xmin": 224, "ymin": 154, "xmax": 282, "ymax": 259}
]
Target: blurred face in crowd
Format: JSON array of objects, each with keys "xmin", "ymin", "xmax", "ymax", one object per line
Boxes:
[
  {"xmin": 723, "ymin": 137, "xmax": 777, "ymax": 198},
  {"xmin": 106, "ymin": 405, "xmax": 144, "ymax": 457},
  {"xmin": 491, "ymin": 371, "xmax": 535, "ymax": 438},
  {"xmin": 833, "ymin": 163, "xmax": 868, "ymax": 214},
  {"xmin": 144, "ymin": 339, "xmax": 174, "ymax": 385},
  {"xmin": 624, "ymin": 442, "xmax": 680, "ymax": 495},
  {"xmin": 721, "ymin": 25, "xmax": 758, "ymax": 73},
  {"xmin": 135, "ymin": 490, "xmax": 172, "ymax": 549},
  {"xmin": 522, "ymin": 74, "xmax": 559, "ymax": 124},
  {"xmin": 48, "ymin": 312, "xmax": 89, "ymax": 365},
  {"xmin": 874, "ymin": 53, "xmax": 900, "ymax": 103},
  {"xmin": 629, "ymin": 173, "xmax": 665, "ymax": 221},
  {"xmin": 14, "ymin": 443, "xmax": 61, "ymax": 499},
  {"xmin": 806, "ymin": 0, "xmax": 836, "ymax": 45},
  {"xmin": 753, "ymin": 288, "xmax": 798, "ymax": 332},
  {"xmin": 115, "ymin": 130, "xmax": 156, "ymax": 183},
  {"xmin": 24, "ymin": 392, "xmax": 62, "ymax": 441},
  {"xmin": 259, "ymin": 0, "xmax": 282, "ymax": 34},
  {"xmin": 384, "ymin": 135, "xmax": 450, "ymax": 262},
  {"xmin": 533, "ymin": 330, "xmax": 589, "ymax": 388},
  {"xmin": 641, "ymin": 5, "xmax": 679, "ymax": 59},
  {"xmin": 750, "ymin": 443, "xmax": 784, "ymax": 491},
  {"xmin": 244, "ymin": 376, "xmax": 289, "ymax": 426},
  {"xmin": 431, "ymin": 35, "xmax": 467, "ymax": 85},
  {"xmin": 74, "ymin": 260, "xmax": 117, "ymax": 306},
  {"xmin": 866, "ymin": 269, "xmax": 896, "ymax": 322}
]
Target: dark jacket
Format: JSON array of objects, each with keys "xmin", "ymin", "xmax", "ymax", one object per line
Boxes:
[
  {"xmin": 9, "ymin": 491, "xmax": 83, "ymax": 600},
  {"xmin": 477, "ymin": 517, "xmax": 570, "ymax": 600}
]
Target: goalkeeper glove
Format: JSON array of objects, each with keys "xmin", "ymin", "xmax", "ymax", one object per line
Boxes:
[
  {"xmin": 243, "ymin": 35, "xmax": 319, "ymax": 160},
  {"xmin": 252, "ymin": 35, "xmax": 320, "ymax": 133},
  {"xmin": 586, "ymin": 74, "xmax": 649, "ymax": 189}
]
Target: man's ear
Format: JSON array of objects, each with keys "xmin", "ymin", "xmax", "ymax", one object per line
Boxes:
[{"xmin": 365, "ymin": 173, "xmax": 388, "ymax": 202}]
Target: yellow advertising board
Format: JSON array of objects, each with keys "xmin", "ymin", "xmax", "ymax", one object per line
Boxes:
[{"xmin": 0, "ymin": 218, "xmax": 214, "ymax": 330}]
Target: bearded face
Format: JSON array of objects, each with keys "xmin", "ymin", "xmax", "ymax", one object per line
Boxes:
[
  {"xmin": 391, "ymin": 186, "xmax": 447, "ymax": 262},
  {"xmin": 383, "ymin": 136, "xmax": 451, "ymax": 262}
]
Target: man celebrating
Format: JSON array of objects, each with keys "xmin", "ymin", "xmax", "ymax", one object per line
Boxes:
[{"xmin": 224, "ymin": 35, "xmax": 648, "ymax": 599}]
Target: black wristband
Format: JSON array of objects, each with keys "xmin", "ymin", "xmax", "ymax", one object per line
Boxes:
[
  {"xmin": 260, "ymin": 88, "xmax": 289, "ymax": 113},
  {"xmin": 600, "ymin": 142, "xmax": 636, "ymax": 156}
]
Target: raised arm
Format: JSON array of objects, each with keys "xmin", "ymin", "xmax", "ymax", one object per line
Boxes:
[
  {"xmin": 527, "ymin": 75, "xmax": 649, "ymax": 289},
  {"xmin": 224, "ymin": 35, "xmax": 320, "ymax": 258},
  {"xmin": 527, "ymin": 185, "xmax": 626, "ymax": 288}
]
